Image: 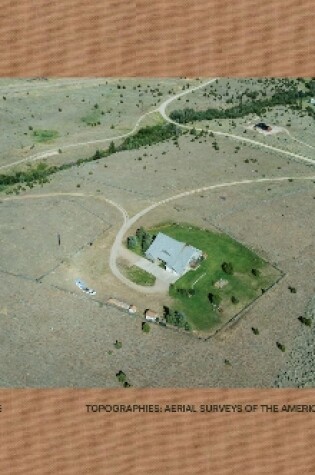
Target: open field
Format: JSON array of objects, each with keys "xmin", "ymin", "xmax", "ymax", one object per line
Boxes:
[
  {"xmin": 0, "ymin": 77, "xmax": 314, "ymax": 387},
  {"xmin": 0, "ymin": 77, "xmax": 201, "ymax": 169}
]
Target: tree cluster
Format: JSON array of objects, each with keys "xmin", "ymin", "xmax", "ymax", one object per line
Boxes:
[
  {"xmin": 169, "ymin": 82, "xmax": 315, "ymax": 124},
  {"xmin": 176, "ymin": 288, "xmax": 196, "ymax": 297},
  {"xmin": 118, "ymin": 123, "xmax": 180, "ymax": 151},
  {"xmin": 127, "ymin": 227, "xmax": 154, "ymax": 254},
  {"xmin": 163, "ymin": 306, "xmax": 191, "ymax": 331}
]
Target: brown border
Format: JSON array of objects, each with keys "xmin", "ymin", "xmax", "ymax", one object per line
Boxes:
[
  {"xmin": 1, "ymin": 389, "xmax": 315, "ymax": 473},
  {"xmin": 1, "ymin": 1, "xmax": 315, "ymax": 474},
  {"xmin": 0, "ymin": 0, "xmax": 314, "ymax": 76}
]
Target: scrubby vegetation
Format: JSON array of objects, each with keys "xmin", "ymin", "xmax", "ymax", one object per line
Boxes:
[
  {"xmin": 298, "ymin": 316, "xmax": 312, "ymax": 327},
  {"xmin": 142, "ymin": 322, "xmax": 151, "ymax": 333},
  {"xmin": 32, "ymin": 129, "xmax": 59, "ymax": 142},
  {"xmin": 114, "ymin": 340, "xmax": 122, "ymax": 349},
  {"xmin": 117, "ymin": 123, "xmax": 180, "ymax": 150},
  {"xmin": 0, "ymin": 162, "xmax": 57, "ymax": 189},
  {"xmin": 81, "ymin": 107, "xmax": 102, "ymax": 126},
  {"xmin": 163, "ymin": 306, "xmax": 191, "ymax": 331},
  {"xmin": 116, "ymin": 370, "xmax": 131, "ymax": 387},
  {"xmin": 276, "ymin": 342, "xmax": 286, "ymax": 352},
  {"xmin": 1, "ymin": 123, "xmax": 180, "ymax": 194},
  {"xmin": 169, "ymin": 79, "xmax": 315, "ymax": 124}
]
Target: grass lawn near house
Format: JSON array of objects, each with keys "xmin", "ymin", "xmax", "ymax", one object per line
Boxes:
[
  {"xmin": 123, "ymin": 265, "xmax": 156, "ymax": 286},
  {"xmin": 149, "ymin": 223, "xmax": 281, "ymax": 332}
]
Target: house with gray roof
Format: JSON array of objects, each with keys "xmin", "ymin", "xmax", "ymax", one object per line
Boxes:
[{"xmin": 145, "ymin": 232, "xmax": 203, "ymax": 276}]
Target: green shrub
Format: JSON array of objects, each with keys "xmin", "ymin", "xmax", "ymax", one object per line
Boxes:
[
  {"xmin": 276, "ymin": 342, "xmax": 286, "ymax": 352},
  {"xmin": 142, "ymin": 322, "xmax": 151, "ymax": 333},
  {"xmin": 298, "ymin": 316, "xmax": 312, "ymax": 326},
  {"xmin": 33, "ymin": 129, "xmax": 59, "ymax": 142},
  {"xmin": 222, "ymin": 261, "xmax": 234, "ymax": 275},
  {"xmin": 116, "ymin": 371, "xmax": 127, "ymax": 383},
  {"xmin": 127, "ymin": 235, "xmax": 138, "ymax": 249},
  {"xmin": 208, "ymin": 292, "xmax": 221, "ymax": 306}
]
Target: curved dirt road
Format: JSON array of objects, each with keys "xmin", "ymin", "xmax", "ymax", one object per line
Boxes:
[
  {"xmin": 109, "ymin": 175, "xmax": 315, "ymax": 294},
  {"xmin": 2, "ymin": 192, "xmax": 129, "ymax": 224},
  {"xmin": 0, "ymin": 109, "xmax": 158, "ymax": 171},
  {"xmin": 4, "ymin": 175, "xmax": 314, "ymax": 295},
  {"xmin": 0, "ymin": 78, "xmax": 215, "ymax": 172},
  {"xmin": 1, "ymin": 77, "xmax": 314, "ymax": 171},
  {"xmin": 2, "ymin": 78, "xmax": 315, "ymax": 294},
  {"xmin": 160, "ymin": 106, "xmax": 315, "ymax": 166}
]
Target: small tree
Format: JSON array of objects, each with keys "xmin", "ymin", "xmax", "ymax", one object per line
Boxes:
[
  {"xmin": 116, "ymin": 371, "xmax": 127, "ymax": 383},
  {"xmin": 136, "ymin": 226, "xmax": 146, "ymax": 241},
  {"xmin": 231, "ymin": 295, "xmax": 239, "ymax": 304},
  {"xmin": 298, "ymin": 316, "xmax": 312, "ymax": 327},
  {"xmin": 251, "ymin": 327, "xmax": 260, "ymax": 335},
  {"xmin": 114, "ymin": 340, "xmax": 122, "ymax": 349},
  {"xmin": 141, "ymin": 233, "xmax": 153, "ymax": 253},
  {"xmin": 251, "ymin": 268, "xmax": 260, "ymax": 277},
  {"xmin": 142, "ymin": 322, "xmax": 151, "ymax": 333},
  {"xmin": 108, "ymin": 141, "xmax": 116, "ymax": 154},
  {"xmin": 127, "ymin": 235, "xmax": 138, "ymax": 250},
  {"xmin": 208, "ymin": 292, "xmax": 221, "ymax": 306},
  {"xmin": 94, "ymin": 149, "xmax": 102, "ymax": 160},
  {"xmin": 163, "ymin": 305, "xmax": 171, "ymax": 317},
  {"xmin": 276, "ymin": 342, "xmax": 286, "ymax": 352},
  {"xmin": 222, "ymin": 262, "xmax": 234, "ymax": 275}
]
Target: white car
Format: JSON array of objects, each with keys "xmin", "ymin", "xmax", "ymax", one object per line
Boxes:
[{"xmin": 75, "ymin": 279, "xmax": 96, "ymax": 296}]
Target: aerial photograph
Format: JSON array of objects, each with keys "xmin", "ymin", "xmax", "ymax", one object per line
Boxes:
[{"xmin": 0, "ymin": 77, "xmax": 314, "ymax": 387}]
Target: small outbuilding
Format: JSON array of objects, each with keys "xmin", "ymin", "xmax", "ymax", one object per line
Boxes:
[
  {"xmin": 145, "ymin": 309, "xmax": 159, "ymax": 322},
  {"xmin": 108, "ymin": 298, "xmax": 136, "ymax": 314},
  {"xmin": 254, "ymin": 122, "xmax": 272, "ymax": 132}
]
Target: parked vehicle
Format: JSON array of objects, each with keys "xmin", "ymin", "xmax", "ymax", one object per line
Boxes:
[{"xmin": 75, "ymin": 279, "xmax": 96, "ymax": 296}]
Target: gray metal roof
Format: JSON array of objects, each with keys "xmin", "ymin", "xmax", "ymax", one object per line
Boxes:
[{"xmin": 145, "ymin": 232, "xmax": 202, "ymax": 275}]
